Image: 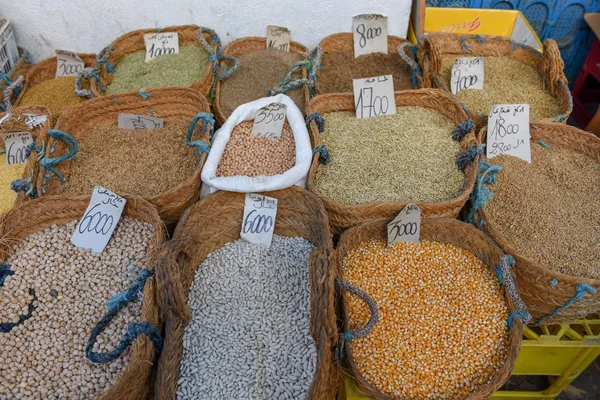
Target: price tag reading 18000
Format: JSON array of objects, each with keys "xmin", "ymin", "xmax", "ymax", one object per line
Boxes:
[
  {"xmin": 251, "ymin": 103, "xmax": 287, "ymax": 140},
  {"xmin": 353, "ymin": 75, "xmax": 396, "ymax": 119},
  {"xmin": 352, "ymin": 14, "xmax": 388, "ymax": 58},
  {"xmin": 451, "ymin": 57, "xmax": 484, "ymax": 95},
  {"xmin": 71, "ymin": 187, "xmax": 126, "ymax": 254},
  {"xmin": 387, "ymin": 204, "xmax": 421, "ymax": 246},
  {"xmin": 241, "ymin": 193, "xmax": 278, "ymax": 248},
  {"xmin": 2, "ymin": 132, "xmax": 33, "ymax": 165},
  {"xmin": 143, "ymin": 32, "xmax": 179, "ymax": 62},
  {"xmin": 486, "ymin": 104, "xmax": 531, "ymax": 163}
]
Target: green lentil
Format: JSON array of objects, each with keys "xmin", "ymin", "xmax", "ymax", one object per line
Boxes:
[
  {"xmin": 314, "ymin": 107, "xmax": 465, "ymax": 204},
  {"xmin": 486, "ymin": 144, "xmax": 600, "ymax": 279},
  {"xmin": 441, "ymin": 56, "xmax": 559, "ymax": 121},
  {"xmin": 106, "ymin": 45, "xmax": 210, "ymax": 94}
]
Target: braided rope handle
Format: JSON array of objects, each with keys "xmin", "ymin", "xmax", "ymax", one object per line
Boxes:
[
  {"xmin": 186, "ymin": 112, "xmax": 214, "ymax": 166},
  {"xmin": 2, "ymin": 75, "xmax": 24, "ymax": 111},
  {"xmin": 397, "ymin": 42, "xmax": 419, "ymax": 72},
  {"xmin": 305, "ymin": 112, "xmax": 325, "ymax": 133},
  {"xmin": 269, "ymin": 60, "xmax": 313, "ymax": 96},
  {"xmin": 40, "ymin": 129, "xmax": 79, "ymax": 188},
  {"xmin": 86, "ymin": 268, "xmax": 163, "ymax": 363},
  {"xmin": 335, "ymin": 278, "xmax": 379, "ymax": 364}
]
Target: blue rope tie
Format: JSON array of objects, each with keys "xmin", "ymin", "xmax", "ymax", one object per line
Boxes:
[
  {"xmin": 508, "ymin": 310, "xmax": 530, "ymax": 329},
  {"xmin": 86, "ymin": 268, "xmax": 162, "ymax": 363},
  {"xmin": 536, "ymin": 139, "xmax": 551, "ymax": 149},
  {"xmin": 40, "ymin": 130, "xmax": 79, "ymax": 186},
  {"xmin": 197, "ymin": 27, "xmax": 239, "ymax": 99},
  {"xmin": 0, "ymin": 288, "xmax": 37, "ymax": 333},
  {"xmin": 11, "ymin": 179, "xmax": 38, "ymax": 199},
  {"xmin": 466, "ymin": 160, "xmax": 503, "ymax": 224},
  {"xmin": 460, "ymin": 37, "xmax": 471, "ymax": 53},
  {"xmin": 313, "ymin": 145, "xmax": 330, "ymax": 165},
  {"xmin": 269, "ymin": 60, "xmax": 313, "ymax": 96},
  {"xmin": 186, "ymin": 112, "xmax": 214, "ymax": 165},
  {"xmin": 532, "ymin": 283, "xmax": 597, "ymax": 327},
  {"xmin": 456, "ymin": 145, "xmax": 481, "ymax": 171},
  {"xmin": 305, "ymin": 112, "xmax": 325, "ymax": 133},
  {"xmin": 452, "ymin": 119, "xmax": 475, "ymax": 141},
  {"xmin": 475, "ymin": 35, "xmax": 486, "ymax": 44},
  {"xmin": 550, "ymin": 278, "xmax": 558, "ymax": 287},
  {"xmin": 137, "ymin": 89, "xmax": 151, "ymax": 99},
  {"xmin": 0, "ymin": 264, "xmax": 14, "ymax": 286}
]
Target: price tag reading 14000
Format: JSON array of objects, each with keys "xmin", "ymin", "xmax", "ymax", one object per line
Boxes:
[
  {"xmin": 251, "ymin": 103, "xmax": 287, "ymax": 140},
  {"xmin": 241, "ymin": 193, "xmax": 278, "ymax": 248},
  {"xmin": 486, "ymin": 104, "xmax": 531, "ymax": 163},
  {"xmin": 353, "ymin": 75, "xmax": 396, "ymax": 119}
]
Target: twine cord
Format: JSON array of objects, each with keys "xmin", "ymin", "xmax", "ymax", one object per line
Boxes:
[
  {"xmin": 466, "ymin": 160, "xmax": 503, "ymax": 225},
  {"xmin": 2, "ymin": 75, "xmax": 24, "ymax": 111},
  {"xmin": 186, "ymin": 112, "xmax": 214, "ymax": 166},
  {"xmin": 305, "ymin": 112, "xmax": 325, "ymax": 133},
  {"xmin": 532, "ymin": 283, "xmax": 597, "ymax": 327},
  {"xmin": 452, "ymin": 119, "xmax": 475, "ymax": 141},
  {"xmin": 41, "ymin": 129, "xmax": 79, "ymax": 187},
  {"xmin": 313, "ymin": 145, "xmax": 330, "ymax": 165},
  {"xmin": 456, "ymin": 144, "xmax": 481, "ymax": 171},
  {"xmin": 197, "ymin": 27, "xmax": 240, "ymax": 98},
  {"xmin": 494, "ymin": 255, "xmax": 532, "ymax": 328}
]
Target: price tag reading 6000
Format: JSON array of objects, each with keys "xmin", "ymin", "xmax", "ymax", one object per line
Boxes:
[
  {"xmin": 353, "ymin": 75, "xmax": 396, "ymax": 119},
  {"xmin": 486, "ymin": 104, "xmax": 531, "ymax": 163},
  {"xmin": 241, "ymin": 193, "xmax": 278, "ymax": 248},
  {"xmin": 2, "ymin": 132, "xmax": 34, "ymax": 165}
]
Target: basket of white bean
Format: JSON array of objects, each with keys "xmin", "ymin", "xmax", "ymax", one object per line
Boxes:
[
  {"xmin": 0, "ymin": 195, "xmax": 165, "ymax": 399},
  {"xmin": 155, "ymin": 186, "xmax": 339, "ymax": 400}
]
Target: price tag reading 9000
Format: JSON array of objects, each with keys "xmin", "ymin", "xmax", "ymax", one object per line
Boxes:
[
  {"xmin": 486, "ymin": 104, "xmax": 531, "ymax": 163},
  {"xmin": 353, "ymin": 75, "xmax": 396, "ymax": 119}
]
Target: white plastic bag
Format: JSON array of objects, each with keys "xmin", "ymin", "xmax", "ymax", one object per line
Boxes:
[{"xmin": 200, "ymin": 94, "xmax": 312, "ymax": 198}]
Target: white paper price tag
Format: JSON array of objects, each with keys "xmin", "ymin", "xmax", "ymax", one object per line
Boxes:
[
  {"xmin": 251, "ymin": 102, "xmax": 287, "ymax": 140},
  {"xmin": 387, "ymin": 204, "xmax": 421, "ymax": 246},
  {"xmin": 143, "ymin": 32, "xmax": 179, "ymax": 62},
  {"xmin": 2, "ymin": 132, "xmax": 33, "ymax": 165},
  {"xmin": 266, "ymin": 25, "xmax": 291, "ymax": 51},
  {"xmin": 486, "ymin": 104, "xmax": 531, "ymax": 163},
  {"xmin": 71, "ymin": 187, "xmax": 126, "ymax": 253},
  {"xmin": 241, "ymin": 193, "xmax": 278, "ymax": 248},
  {"xmin": 55, "ymin": 50, "xmax": 85, "ymax": 77},
  {"xmin": 118, "ymin": 113, "xmax": 164, "ymax": 130},
  {"xmin": 450, "ymin": 57, "xmax": 484, "ymax": 95},
  {"xmin": 353, "ymin": 75, "xmax": 396, "ymax": 119},
  {"xmin": 352, "ymin": 14, "xmax": 388, "ymax": 58}
]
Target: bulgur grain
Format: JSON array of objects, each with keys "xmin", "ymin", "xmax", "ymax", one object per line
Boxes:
[{"xmin": 19, "ymin": 77, "xmax": 89, "ymax": 120}]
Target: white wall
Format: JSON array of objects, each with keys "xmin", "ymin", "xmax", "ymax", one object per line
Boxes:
[{"xmin": 1, "ymin": 0, "xmax": 412, "ymax": 63}]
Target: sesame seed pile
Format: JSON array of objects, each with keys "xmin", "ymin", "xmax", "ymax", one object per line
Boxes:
[
  {"xmin": 486, "ymin": 144, "xmax": 600, "ymax": 279},
  {"xmin": 342, "ymin": 238, "xmax": 509, "ymax": 399},
  {"xmin": 314, "ymin": 107, "xmax": 465, "ymax": 204}
]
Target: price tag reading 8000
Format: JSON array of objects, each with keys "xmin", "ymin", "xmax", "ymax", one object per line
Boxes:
[
  {"xmin": 352, "ymin": 14, "xmax": 388, "ymax": 58},
  {"xmin": 251, "ymin": 103, "xmax": 287, "ymax": 140},
  {"xmin": 2, "ymin": 132, "xmax": 33, "ymax": 165},
  {"xmin": 241, "ymin": 193, "xmax": 278, "ymax": 248},
  {"xmin": 486, "ymin": 104, "xmax": 531, "ymax": 163},
  {"xmin": 387, "ymin": 204, "xmax": 421, "ymax": 246},
  {"xmin": 353, "ymin": 75, "xmax": 396, "ymax": 119}
]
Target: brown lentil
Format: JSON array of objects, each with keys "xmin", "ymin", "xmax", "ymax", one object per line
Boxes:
[
  {"xmin": 216, "ymin": 121, "xmax": 296, "ymax": 177},
  {"xmin": 219, "ymin": 50, "xmax": 305, "ymax": 118},
  {"xmin": 343, "ymin": 238, "xmax": 509, "ymax": 399},
  {"xmin": 441, "ymin": 56, "xmax": 559, "ymax": 121},
  {"xmin": 63, "ymin": 121, "xmax": 197, "ymax": 197},
  {"xmin": 19, "ymin": 77, "xmax": 89, "ymax": 120},
  {"xmin": 486, "ymin": 144, "xmax": 600, "ymax": 279},
  {"xmin": 314, "ymin": 107, "xmax": 465, "ymax": 204},
  {"xmin": 318, "ymin": 52, "xmax": 413, "ymax": 94},
  {"xmin": 0, "ymin": 217, "xmax": 154, "ymax": 399}
]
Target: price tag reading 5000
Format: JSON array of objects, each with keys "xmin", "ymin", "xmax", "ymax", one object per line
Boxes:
[
  {"xmin": 353, "ymin": 75, "xmax": 396, "ymax": 119},
  {"xmin": 486, "ymin": 104, "xmax": 531, "ymax": 163},
  {"xmin": 387, "ymin": 204, "xmax": 421, "ymax": 246},
  {"xmin": 251, "ymin": 102, "xmax": 287, "ymax": 140},
  {"xmin": 241, "ymin": 193, "xmax": 278, "ymax": 248}
]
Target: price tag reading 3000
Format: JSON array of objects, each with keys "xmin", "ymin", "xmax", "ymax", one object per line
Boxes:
[
  {"xmin": 353, "ymin": 75, "xmax": 396, "ymax": 119},
  {"xmin": 486, "ymin": 104, "xmax": 531, "ymax": 163}
]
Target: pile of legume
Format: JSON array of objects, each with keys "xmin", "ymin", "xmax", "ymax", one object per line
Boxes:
[
  {"xmin": 318, "ymin": 52, "xmax": 413, "ymax": 94},
  {"xmin": 63, "ymin": 121, "xmax": 197, "ymax": 197},
  {"xmin": 441, "ymin": 57, "xmax": 559, "ymax": 120},
  {"xmin": 343, "ymin": 238, "xmax": 509, "ymax": 399},
  {"xmin": 486, "ymin": 144, "xmax": 600, "ymax": 279},
  {"xmin": 177, "ymin": 235, "xmax": 317, "ymax": 400},
  {"xmin": 314, "ymin": 107, "xmax": 465, "ymax": 204},
  {"xmin": 19, "ymin": 77, "xmax": 89, "ymax": 119},
  {"xmin": 0, "ymin": 217, "xmax": 154, "ymax": 398},
  {"xmin": 216, "ymin": 121, "xmax": 296, "ymax": 177},
  {"xmin": 219, "ymin": 50, "xmax": 305, "ymax": 118},
  {"xmin": 106, "ymin": 46, "xmax": 210, "ymax": 94}
]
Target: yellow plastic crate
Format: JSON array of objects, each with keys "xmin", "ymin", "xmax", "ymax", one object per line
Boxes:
[{"xmin": 340, "ymin": 314, "xmax": 600, "ymax": 400}]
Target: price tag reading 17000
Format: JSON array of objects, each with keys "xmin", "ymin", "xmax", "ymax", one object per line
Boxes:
[
  {"xmin": 143, "ymin": 32, "xmax": 179, "ymax": 62},
  {"xmin": 71, "ymin": 187, "xmax": 126, "ymax": 254},
  {"xmin": 353, "ymin": 75, "xmax": 396, "ymax": 119},
  {"xmin": 241, "ymin": 193, "xmax": 278, "ymax": 248},
  {"xmin": 352, "ymin": 14, "xmax": 388, "ymax": 58},
  {"xmin": 486, "ymin": 104, "xmax": 531, "ymax": 163},
  {"xmin": 387, "ymin": 204, "xmax": 421, "ymax": 246},
  {"xmin": 251, "ymin": 103, "xmax": 287, "ymax": 140},
  {"xmin": 2, "ymin": 132, "xmax": 33, "ymax": 165},
  {"xmin": 451, "ymin": 57, "xmax": 484, "ymax": 95}
]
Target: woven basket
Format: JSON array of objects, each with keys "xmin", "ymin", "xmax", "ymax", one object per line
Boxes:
[
  {"xmin": 474, "ymin": 122, "xmax": 600, "ymax": 324},
  {"xmin": 336, "ymin": 217, "xmax": 524, "ymax": 400},
  {"xmin": 0, "ymin": 105, "xmax": 53, "ymax": 209},
  {"xmin": 36, "ymin": 87, "xmax": 212, "ymax": 226},
  {"xmin": 0, "ymin": 194, "xmax": 166, "ymax": 400},
  {"xmin": 306, "ymin": 89, "xmax": 479, "ymax": 233},
  {"xmin": 90, "ymin": 25, "xmax": 220, "ymax": 99},
  {"xmin": 214, "ymin": 37, "xmax": 310, "ymax": 124},
  {"xmin": 155, "ymin": 186, "xmax": 339, "ymax": 400},
  {"xmin": 314, "ymin": 32, "xmax": 423, "ymax": 96},
  {"xmin": 418, "ymin": 34, "xmax": 572, "ymax": 126},
  {"xmin": 0, "ymin": 47, "xmax": 32, "ymax": 111}
]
